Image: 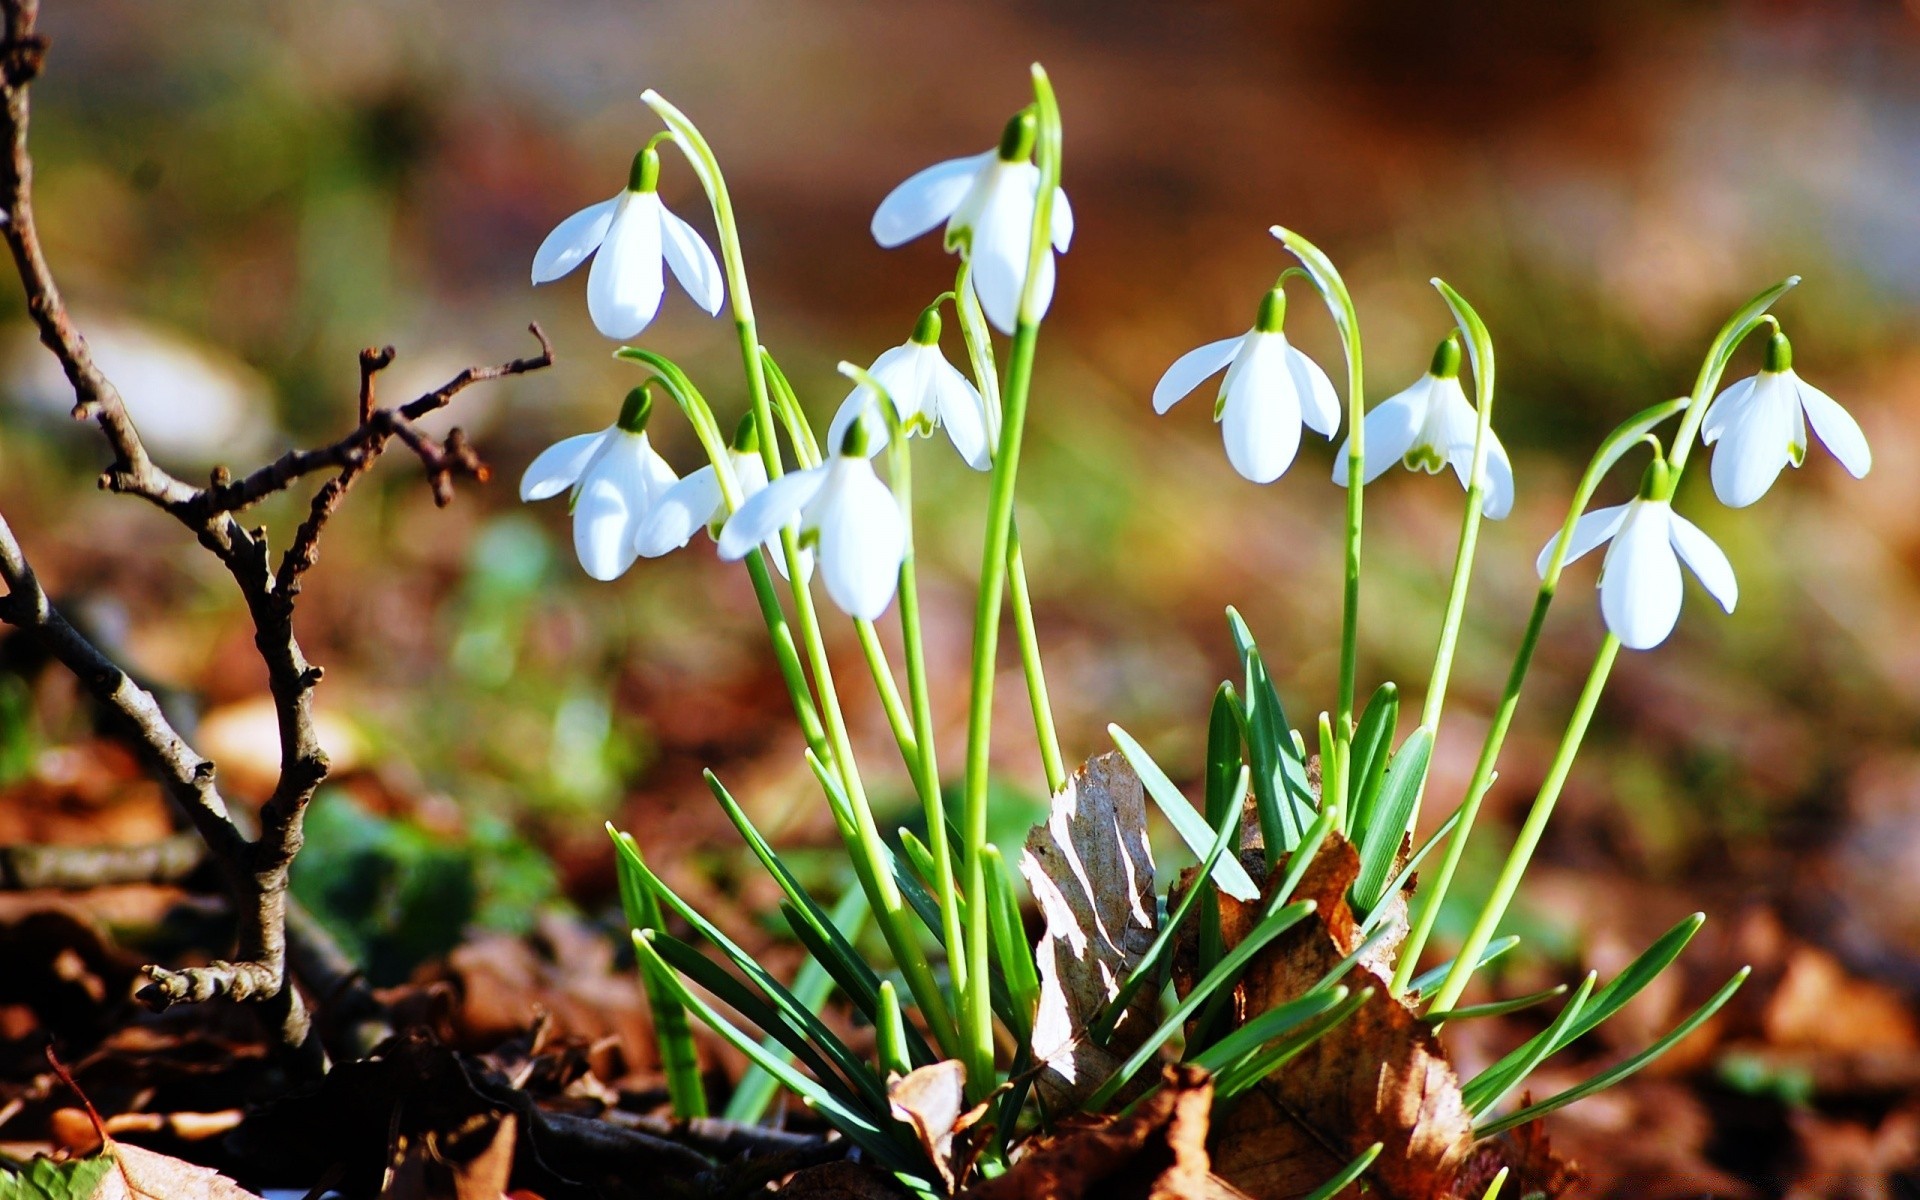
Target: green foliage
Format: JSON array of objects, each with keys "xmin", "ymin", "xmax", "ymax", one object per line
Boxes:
[
  {"xmin": 291, "ymin": 788, "xmax": 559, "ymax": 984},
  {"xmin": 0, "ymin": 1153, "xmax": 113, "ymax": 1200}
]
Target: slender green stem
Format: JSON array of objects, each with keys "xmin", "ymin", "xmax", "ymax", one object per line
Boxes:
[
  {"xmin": 854, "ymin": 620, "xmax": 919, "ymax": 768},
  {"xmin": 1008, "ymin": 531, "xmax": 1065, "ymax": 793},
  {"xmin": 1427, "ymin": 636, "xmax": 1619, "ymax": 1013},
  {"xmin": 889, "ymin": 426, "xmax": 968, "ymax": 1001},
  {"xmin": 952, "ymin": 259, "xmax": 1066, "ymax": 796},
  {"xmin": 646, "ymin": 93, "xmax": 956, "ymax": 1052},
  {"xmin": 960, "ymin": 67, "xmax": 1063, "ymax": 1100}
]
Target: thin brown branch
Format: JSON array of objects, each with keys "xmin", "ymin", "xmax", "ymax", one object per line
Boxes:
[
  {"xmin": 0, "ymin": 0, "xmax": 551, "ymax": 1061},
  {"xmin": 0, "ymin": 832, "xmax": 206, "ymax": 889}
]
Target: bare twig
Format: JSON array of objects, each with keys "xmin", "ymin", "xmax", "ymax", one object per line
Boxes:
[
  {"xmin": 0, "ymin": 832, "xmax": 206, "ymax": 889},
  {"xmin": 0, "ymin": 0, "xmax": 552, "ymax": 1059}
]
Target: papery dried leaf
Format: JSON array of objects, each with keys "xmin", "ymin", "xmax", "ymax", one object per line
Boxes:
[
  {"xmin": 1019, "ymin": 752, "xmax": 1159, "ymax": 1112},
  {"xmin": 966, "ymin": 1065, "xmax": 1248, "ymax": 1200},
  {"xmin": 889, "ymin": 1060, "xmax": 967, "ymax": 1190},
  {"xmin": 1456, "ymin": 1118, "xmax": 1583, "ymax": 1200},
  {"xmin": 1204, "ymin": 836, "xmax": 1483, "ymax": 1200},
  {"xmin": 778, "ymin": 1161, "xmax": 915, "ymax": 1199},
  {"xmin": 94, "ymin": 1144, "xmax": 262, "ymax": 1200}
]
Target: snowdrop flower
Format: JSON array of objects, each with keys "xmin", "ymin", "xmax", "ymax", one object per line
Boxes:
[
  {"xmin": 1539, "ymin": 459, "xmax": 1737, "ymax": 651},
  {"xmin": 531, "ymin": 146, "xmax": 724, "ymax": 340},
  {"xmin": 634, "ymin": 416, "xmax": 809, "ymax": 579},
  {"xmin": 519, "ymin": 387, "xmax": 679, "ymax": 582},
  {"xmin": 1703, "ymin": 329, "xmax": 1870, "ymax": 508},
  {"xmin": 871, "ymin": 110, "xmax": 1073, "ymax": 335},
  {"xmin": 826, "ymin": 307, "xmax": 992, "ymax": 471},
  {"xmin": 1332, "ymin": 334, "xmax": 1514, "ymax": 518},
  {"xmin": 1151, "ymin": 288, "xmax": 1340, "ymax": 484},
  {"xmin": 717, "ymin": 420, "xmax": 906, "ymax": 620}
]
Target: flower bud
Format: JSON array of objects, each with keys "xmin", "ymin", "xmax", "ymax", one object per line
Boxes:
[
  {"xmin": 839, "ymin": 409, "xmax": 873, "ymax": 457},
  {"xmin": 617, "ymin": 385, "xmax": 654, "ymax": 433},
  {"xmin": 911, "ymin": 305, "xmax": 943, "ymax": 347}
]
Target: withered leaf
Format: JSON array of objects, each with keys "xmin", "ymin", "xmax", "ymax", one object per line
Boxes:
[
  {"xmin": 1203, "ymin": 835, "xmax": 1483, "ymax": 1200},
  {"xmin": 1019, "ymin": 752, "xmax": 1160, "ymax": 1112},
  {"xmin": 94, "ymin": 1143, "xmax": 263, "ymax": 1200},
  {"xmin": 966, "ymin": 1065, "xmax": 1249, "ymax": 1200},
  {"xmin": 889, "ymin": 1060, "xmax": 968, "ymax": 1191}
]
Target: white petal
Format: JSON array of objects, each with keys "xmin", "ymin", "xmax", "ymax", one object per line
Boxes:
[
  {"xmin": 571, "ymin": 434, "xmax": 651, "ymax": 581},
  {"xmin": 1285, "ymin": 342, "xmax": 1342, "ymax": 437},
  {"xmin": 871, "ymin": 152, "xmax": 992, "ymax": 248},
  {"xmin": 1333, "ymin": 379, "xmax": 1426, "ymax": 486},
  {"xmin": 658, "ymin": 203, "xmax": 725, "ymax": 316},
  {"xmin": 1152, "ymin": 337, "xmax": 1240, "ymax": 415},
  {"xmin": 638, "ymin": 436, "xmax": 681, "ymax": 504},
  {"xmin": 813, "ymin": 461, "xmax": 906, "ymax": 620},
  {"xmin": 1537, "ymin": 503, "xmax": 1630, "ymax": 578},
  {"xmin": 636, "ymin": 464, "xmax": 723, "ymax": 557},
  {"xmin": 1666, "ymin": 510, "xmax": 1738, "ymax": 613},
  {"xmin": 531, "ymin": 196, "xmax": 618, "ymax": 285},
  {"xmin": 1474, "ymin": 431, "xmax": 1516, "ymax": 520},
  {"xmin": 970, "ymin": 165, "xmax": 1049, "ymax": 334},
  {"xmin": 1600, "ymin": 502, "xmax": 1684, "ymax": 650},
  {"xmin": 1701, "ymin": 375, "xmax": 1757, "ymax": 445},
  {"xmin": 1220, "ymin": 336, "xmax": 1302, "ymax": 484},
  {"xmin": 519, "ymin": 429, "xmax": 610, "ymax": 501},
  {"xmin": 1050, "ymin": 187, "xmax": 1074, "ymax": 252},
  {"xmin": 586, "ymin": 192, "xmax": 666, "ymax": 340},
  {"xmin": 1793, "ymin": 375, "xmax": 1872, "ymax": 479},
  {"xmin": 826, "ymin": 389, "xmax": 889, "ymax": 461},
  {"xmin": 931, "ymin": 355, "xmax": 992, "ymax": 470},
  {"xmin": 871, "ymin": 343, "xmax": 932, "ymax": 425},
  {"xmin": 1709, "ymin": 372, "xmax": 1798, "ymax": 508},
  {"xmin": 716, "ymin": 466, "xmax": 827, "ymax": 561}
]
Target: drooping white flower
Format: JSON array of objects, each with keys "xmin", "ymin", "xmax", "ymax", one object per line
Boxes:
[
  {"xmin": 531, "ymin": 146, "xmax": 724, "ymax": 340},
  {"xmin": 1332, "ymin": 334, "xmax": 1514, "ymax": 518},
  {"xmin": 1539, "ymin": 463, "xmax": 1737, "ymax": 650},
  {"xmin": 633, "ymin": 416, "xmax": 810, "ymax": 580},
  {"xmin": 1702, "ymin": 329, "xmax": 1870, "ymax": 508},
  {"xmin": 871, "ymin": 110, "xmax": 1073, "ymax": 335},
  {"xmin": 827, "ymin": 307, "xmax": 992, "ymax": 471},
  {"xmin": 519, "ymin": 388, "xmax": 679, "ymax": 581},
  {"xmin": 1152, "ymin": 288, "xmax": 1340, "ymax": 484},
  {"xmin": 717, "ymin": 421, "xmax": 907, "ymax": 620}
]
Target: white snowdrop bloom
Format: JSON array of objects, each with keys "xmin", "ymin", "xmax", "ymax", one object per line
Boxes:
[
  {"xmin": 531, "ymin": 146, "xmax": 724, "ymax": 341},
  {"xmin": 519, "ymin": 387, "xmax": 680, "ymax": 582},
  {"xmin": 1702, "ymin": 329, "xmax": 1870, "ymax": 508},
  {"xmin": 633, "ymin": 417, "xmax": 810, "ymax": 580},
  {"xmin": 1151, "ymin": 288, "xmax": 1341, "ymax": 484},
  {"xmin": 826, "ymin": 308, "xmax": 992, "ymax": 471},
  {"xmin": 717, "ymin": 422, "xmax": 907, "ymax": 620},
  {"xmin": 1538, "ymin": 463, "xmax": 1738, "ymax": 651},
  {"xmin": 870, "ymin": 110, "xmax": 1073, "ymax": 335},
  {"xmin": 1332, "ymin": 334, "xmax": 1514, "ymax": 518}
]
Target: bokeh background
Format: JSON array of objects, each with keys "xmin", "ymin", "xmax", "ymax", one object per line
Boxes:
[{"xmin": 4, "ymin": 2, "xmax": 1920, "ymax": 1191}]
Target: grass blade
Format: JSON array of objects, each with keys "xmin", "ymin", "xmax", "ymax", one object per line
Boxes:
[
  {"xmin": 1084, "ymin": 899, "xmax": 1316, "ymax": 1111},
  {"xmin": 1299, "ymin": 1143, "xmax": 1383, "ymax": 1200},
  {"xmin": 1214, "ymin": 986, "xmax": 1371, "ymax": 1098},
  {"xmin": 726, "ymin": 889, "xmax": 869, "ymax": 1122},
  {"xmin": 1188, "ymin": 987, "xmax": 1348, "ymax": 1075},
  {"xmin": 1468, "ymin": 972, "xmax": 1596, "ymax": 1118},
  {"xmin": 1407, "ymin": 935, "xmax": 1519, "ymax": 998},
  {"xmin": 1475, "ymin": 967, "xmax": 1750, "ymax": 1137},
  {"xmin": 1352, "ymin": 726, "xmax": 1433, "ymax": 913},
  {"xmin": 1109, "ymin": 723, "xmax": 1261, "ymax": 902},
  {"xmin": 608, "ymin": 826, "xmax": 707, "ymax": 1118},
  {"xmin": 1461, "ymin": 913, "xmax": 1702, "ymax": 1111},
  {"xmin": 1357, "ymin": 803, "xmax": 1461, "ymax": 940},
  {"xmin": 1424, "ymin": 982, "xmax": 1569, "ymax": 1024},
  {"xmin": 1345, "ymin": 682, "xmax": 1399, "ymax": 832},
  {"xmin": 984, "ymin": 844, "xmax": 1039, "ymax": 1046},
  {"xmin": 1228, "ymin": 608, "xmax": 1317, "ymax": 859}
]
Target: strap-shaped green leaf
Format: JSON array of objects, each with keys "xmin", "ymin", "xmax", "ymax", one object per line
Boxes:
[
  {"xmin": 1475, "ymin": 967, "xmax": 1749, "ymax": 1137},
  {"xmin": 1423, "ymin": 982, "xmax": 1569, "ymax": 1024},
  {"xmin": 1345, "ymin": 683, "xmax": 1399, "ymax": 834},
  {"xmin": 983, "ymin": 844, "xmax": 1039, "ymax": 1046},
  {"xmin": 1352, "ymin": 726, "xmax": 1433, "ymax": 913},
  {"xmin": 1214, "ymin": 986, "xmax": 1371, "ymax": 1099},
  {"xmin": 1188, "ymin": 987, "xmax": 1348, "ymax": 1075},
  {"xmin": 1407, "ymin": 935, "xmax": 1520, "ymax": 1000},
  {"xmin": 1109, "ymin": 723, "xmax": 1260, "ymax": 901},
  {"xmin": 727, "ymin": 890, "xmax": 870, "ymax": 1122},
  {"xmin": 1228, "ymin": 608, "xmax": 1317, "ymax": 857},
  {"xmin": 608, "ymin": 826, "xmax": 708, "ymax": 1118},
  {"xmin": 1298, "ymin": 1142, "xmax": 1384, "ymax": 1200},
  {"xmin": 1467, "ymin": 971, "xmax": 1596, "ymax": 1118}
]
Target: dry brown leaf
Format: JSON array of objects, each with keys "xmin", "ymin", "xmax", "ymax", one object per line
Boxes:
[
  {"xmin": 1200, "ymin": 835, "xmax": 1504, "ymax": 1200},
  {"xmin": 966, "ymin": 1065, "xmax": 1249, "ymax": 1200},
  {"xmin": 777, "ymin": 1161, "xmax": 915, "ymax": 1199},
  {"xmin": 889, "ymin": 1060, "xmax": 967, "ymax": 1191},
  {"xmin": 1018, "ymin": 752, "xmax": 1160, "ymax": 1112},
  {"xmin": 96, "ymin": 1142, "xmax": 263, "ymax": 1200}
]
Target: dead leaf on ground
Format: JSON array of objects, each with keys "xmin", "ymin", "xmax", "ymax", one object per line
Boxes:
[
  {"xmin": 94, "ymin": 1142, "xmax": 263, "ymax": 1200},
  {"xmin": 966, "ymin": 1064, "xmax": 1248, "ymax": 1200},
  {"xmin": 1196, "ymin": 834, "xmax": 1567, "ymax": 1200},
  {"xmin": 888, "ymin": 1060, "xmax": 967, "ymax": 1192},
  {"xmin": 1018, "ymin": 752, "xmax": 1159, "ymax": 1113}
]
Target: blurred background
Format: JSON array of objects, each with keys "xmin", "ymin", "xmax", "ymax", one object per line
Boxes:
[{"xmin": 3, "ymin": 1, "xmax": 1919, "ymax": 1192}]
